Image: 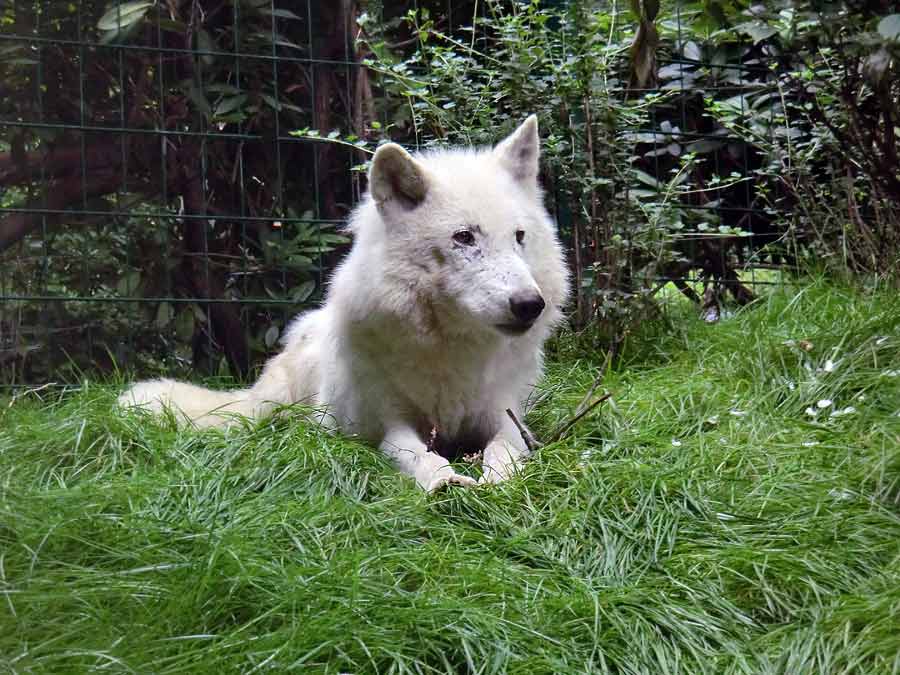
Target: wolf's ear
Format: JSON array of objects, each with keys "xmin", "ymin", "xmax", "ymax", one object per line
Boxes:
[
  {"xmin": 369, "ymin": 143, "xmax": 430, "ymax": 208},
  {"xmin": 493, "ymin": 115, "xmax": 540, "ymax": 187}
]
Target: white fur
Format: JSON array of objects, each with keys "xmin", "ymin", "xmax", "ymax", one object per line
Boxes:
[{"xmin": 119, "ymin": 116, "xmax": 571, "ymax": 491}]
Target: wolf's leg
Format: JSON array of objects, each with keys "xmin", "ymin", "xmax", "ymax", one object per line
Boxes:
[
  {"xmin": 380, "ymin": 425, "xmax": 477, "ymax": 492},
  {"xmin": 479, "ymin": 412, "xmax": 532, "ymax": 485}
]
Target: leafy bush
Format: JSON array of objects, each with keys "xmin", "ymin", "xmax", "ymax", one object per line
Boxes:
[
  {"xmin": 716, "ymin": 2, "xmax": 900, "ymax": 276},
  {"xmin": 1, "ymin": 0, "xmax": 896, "ymax": 385},
  {"xmin": 0, "ymin": 2, "xmax": 357, "ymax": 384},
  {"xmin": 359, "ymin": 0, "xmax": 898, "ymax": 339}
]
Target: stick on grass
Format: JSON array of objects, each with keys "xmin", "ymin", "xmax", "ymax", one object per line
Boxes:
[{"xmin": 505, "ymin": 408, "xmax": 542, "ymax": 452}]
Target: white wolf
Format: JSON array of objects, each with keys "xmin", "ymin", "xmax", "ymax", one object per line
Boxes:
[{"xmin": 119, "ymin": 116, "xmax": 570, "ymax": 491}]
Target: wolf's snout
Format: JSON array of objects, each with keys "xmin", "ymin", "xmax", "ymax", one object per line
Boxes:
[{"xmin": 509, "ymin": 291, "xmax": 545, "ymax": 324}]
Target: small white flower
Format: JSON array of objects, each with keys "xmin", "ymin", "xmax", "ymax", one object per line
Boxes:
[
  {"xmin": 817, "ymin": 399, "xmax": 833, "ymax": 409},
  {"xmin": 830, "ymin": 406, "xmax": 857, "ymax": 418},
  {"xmin": 805, "ymin": 407, "xmax": 818, "ymax": 417},
  {"xmin": 671, "ymin": 439, "xmax": 683, "ymax": 447},
  {"xmin": 787, "ymin": 381, "xmax": 796, "ymax": 391},
  {"xmin": 856, "ymin": 392, "xmax": 867, "ymax": 401},
  {"xmin": 719, "ymin": 437, "xmax": 728, "ymax": 445},
  {"xmin": 823, "ymin": 359, "xmax": 836, "ymax": 373},
  {"xmin": 706, "ymin": 415, "xmax": 719, "ymax": 425}
]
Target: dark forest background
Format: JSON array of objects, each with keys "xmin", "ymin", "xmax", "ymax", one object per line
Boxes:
[{"xmin": 1, "ymin": 0, "xmax": 897, "ymax": 384}]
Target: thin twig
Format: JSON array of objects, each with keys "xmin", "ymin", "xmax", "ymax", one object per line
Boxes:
[
  {"xmin": 7, "ymin": 382, "xmax": 57, "ymax": 408},
  {"xmin": 505, "ymin": 408, "xmax": 542, "ymax": 452},
  {"xmin": 542, "ymin": 351, "xmax": 616, "ymax": 444},
  {"xmin": 573, "ymin": 351, "xmax": 612, "ymax": 418},
  {"xmin": 548, "ymin": 392, "xmax": 612, "ymax": 444}
]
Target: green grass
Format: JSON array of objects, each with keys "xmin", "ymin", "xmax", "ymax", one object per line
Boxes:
[{"xmin": 1, "ymin": 278, "xmax": 899, "ymax": 674}]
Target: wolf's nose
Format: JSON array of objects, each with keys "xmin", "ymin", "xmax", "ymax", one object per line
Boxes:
[{"xmin": 509, "ymin": 291, "xmax": 546, "ymax": 324}]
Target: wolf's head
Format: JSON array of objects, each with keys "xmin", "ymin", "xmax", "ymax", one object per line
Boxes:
[{"xmin": 361, "ymin": 116, "xmax": 569, "ymax": 339}]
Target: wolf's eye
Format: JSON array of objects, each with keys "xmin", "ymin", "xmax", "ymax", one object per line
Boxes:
[
  {"xmin": 453, "ymin": 229, "xmax": 476, "ymax": 246},
  {"xmin": 516, "ymin": 229, "xmax": 526, "ymax": 245}
]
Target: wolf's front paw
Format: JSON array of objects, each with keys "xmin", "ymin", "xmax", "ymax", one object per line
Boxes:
[
  {"xmin": 422, "ymin": 465, "xmax": 478, "ymax": 492},
  {"xmin": 478, "ymin": 468, "xmax": 507, "ymax": 485},
  {"xmin": 479, "ymin": 443, "xmax": 525, "ymax": 485},
  {"xmin": 478, "ymin": 464, "xmax": 520, "ymax": 485}
]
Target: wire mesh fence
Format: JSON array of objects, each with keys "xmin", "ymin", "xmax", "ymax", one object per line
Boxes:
[{"xmin": 0, "ymin": 1, "xmax": 789, "ymax": 387}]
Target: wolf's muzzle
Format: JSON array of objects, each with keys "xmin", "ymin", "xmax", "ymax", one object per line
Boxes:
[
  {"xmin": 509, "ymin": 291, "xmax": 545, "ymax": 324},
  {"xmin": 496, "ymin": 291, "xmax": 545, "ymax": 334}
]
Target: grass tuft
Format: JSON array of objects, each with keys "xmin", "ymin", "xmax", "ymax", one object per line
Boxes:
[{"xmin": 2, "ymin": 278, "xmax": 898, "ymax": 673}]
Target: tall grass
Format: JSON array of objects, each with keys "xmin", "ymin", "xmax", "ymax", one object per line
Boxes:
[{"xmin": 1, "ymin": 278, "xmax": 898, "ymax": 673}]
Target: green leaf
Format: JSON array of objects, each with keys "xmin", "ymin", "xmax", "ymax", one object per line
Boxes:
[
  {"xmin": 631, "ymin": 168, "xmax": 661, "ymax": 189},
  {"xmin": 97, "ymin": 1, "xmax": 153, "ymax": 31},
  {"xmin": 264, "ymin": 324, "xmax": 280, "ymax": 348},
  {"xmin": 196, "ymin": 29, "xmax": 215, "ymax": 66},
  {"xmin": 735, "ymin": 21, "xmax": 777, "ymax": 45},
  {"xmin": 273, "ymin": 37, "xmax": 304, "ymax": 50},
  {"xmin": 291, "ymin": 281, "xmax": 316, "ymax": 303},
  {"xmin": 157, "ymin": 19, "xmax": 186, "ymax": 33},
  {"xmin": 621, "ymin": 131, "xmax": 664, "ymax": 144},
  {"xmin": 260, "ymin": 8, "xmax": 302, "ymax": 21},
  {"xmin": 206, "ymin": 84, "xmax": 242, "ymax": 95},
  {"xmin": 682, "ymin": 40, "xmax": 701, "ymax": 62},
  {"xmin": 116, "ymin": 270, "xmax": 141, "ymax": 296},
  {"xmin": 865, "ymin": 48, "xmax": 892, "ymax": 87},
  {"xmin": 249, "ymin": 32, "xmax": 304, "ymax": 51},
  {"xmin": 622, "ymin": 188, "xmax": 659, "ymax": 200},
  {"xmin": 217, "ymin": 357, "xmax": 230, "ymax": 378},
  {"xmin": 155, "ymin": 302, "xmax": 174, "ymax": 329},
  {"xmin": 285, "ymin": 254, "xmax": 315, "ymax": 271},
  {"xmin": 186, "ymin": 80, "xmax": 212, "ymax": 115},
  {"xmin": 685, "ymin": 139, "xmax": 723, "ymax": 154},
  {"xmin": 280, "ymin": 101, "xmax": 304, "ymax": 115},
  {"xmin": 261, "ymin": 94, "xmax": 282, "ymax": 111},
  {"xmin": 315, "ymin": 233, "xmax": 351, "ymax": 245},
  {"xmin": 214, "ymin": 95, "xmax": 247, "ymax": 117},
  {"xmin": 175, "ymin": 309, "xmax": 195, "ymax": 342},
  {"xmin": 877, "ymin": 14, "xmax": 900, "ymax": 41}
]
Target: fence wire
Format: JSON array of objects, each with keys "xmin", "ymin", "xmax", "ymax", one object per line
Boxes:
[{"xmin": 0, "ymin": 1, "xmax": 783, "ymax": 387}]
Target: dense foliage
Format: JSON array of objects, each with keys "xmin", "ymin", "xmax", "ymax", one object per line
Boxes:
[
  {"xmin": 1, "ymin": 1, "xmax": 366, "ymax": 383},
  {"xmin": 360, "ymin": 0, "xmax": 900, "ymax": 333},
  {"xmin": 1, "ymin": 0, "xmax": 897, "ymax": 384}
]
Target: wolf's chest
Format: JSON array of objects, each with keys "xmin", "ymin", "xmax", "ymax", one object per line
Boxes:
[
  {"xmin": 417, "ymin": 420, "xmax": 494, "ymax": 461},
  {"xmin": 399, "ymin": 359, "xmax": 501, "ymax": 459}
]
